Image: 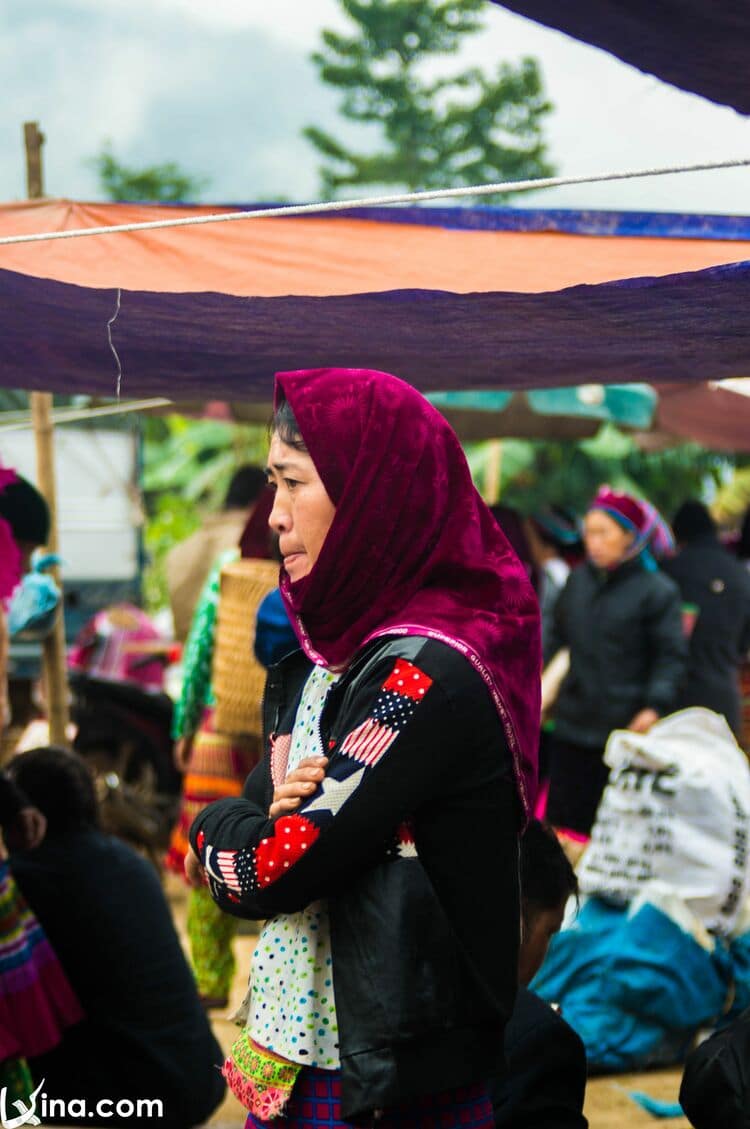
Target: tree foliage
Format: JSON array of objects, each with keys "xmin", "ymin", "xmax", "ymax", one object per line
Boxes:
[
  {"xmin": 92, "ymin": 146, "xmax": 208, "ymax": 202},
  {"xmin": 305, "ymin": 0, "xmax": 554, "ymax": 198},
  {"xmin": 479, "ymin": 426, "xmax": 730, "ymax": 520}
]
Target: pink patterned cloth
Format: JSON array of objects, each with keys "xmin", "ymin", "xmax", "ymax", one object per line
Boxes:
[
  {"xmin": 0, "ymin": 465, "xmax": 22, "ymax": 606},
  {"xmin": 68, "ymin": 604, "xmax": 167, "ymax": 689},
  {"xmin": 0, "ymin": 517, "xmax": 22, "ymax": 607},
  {"xmin": 0, "ymin": 860, "xmax": 83, "ymax": 1060},
  {"xmin": 274, "ymin": 367, "xmax": 541, "ymax": 818}
]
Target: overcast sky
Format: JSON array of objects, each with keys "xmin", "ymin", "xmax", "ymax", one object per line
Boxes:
[{"xmin": 2, "ymin": 0, "xmax": 750, "ymax": 214}]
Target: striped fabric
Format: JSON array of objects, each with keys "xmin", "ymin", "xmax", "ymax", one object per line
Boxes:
[
  {"xmin": 245, "ymin": 1068, "xmax": 494, "ymax": 1128},
  {"xmin": 165, "ymin": 707, "xmax": 260, "ymax": 875}
]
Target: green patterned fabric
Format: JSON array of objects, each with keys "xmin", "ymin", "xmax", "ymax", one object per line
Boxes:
[
  {"xmin": 187, "ymin": 882, "xmax": 239, "ymax": 999},
  {"xmin": 172, "ymin": 548, "xmax": 238, "ymax": 740},
  {"xmin": 0, "ymin": 1057, "xmax": 34, "ymax": 1107}
]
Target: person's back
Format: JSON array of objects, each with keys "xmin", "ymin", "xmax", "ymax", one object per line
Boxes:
[
  {"xmin": 664, "ymin": 501, "xmax": 750, "ymax": 735},
  {"xmin": 493, "ymin": 821, "xmax": 587, "ymax": 1128},
  {"xmin": 166, "ymin": 464, "xmax": 267, "ymax": 641},
  {"xmin": 8, "ymin": 748, "xmax": 224, "ymax": 1128}
]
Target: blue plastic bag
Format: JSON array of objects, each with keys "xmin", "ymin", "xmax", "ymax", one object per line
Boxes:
[{"xmin": 7, "ymin": 554, "xmax": 61, "ymax": 641}]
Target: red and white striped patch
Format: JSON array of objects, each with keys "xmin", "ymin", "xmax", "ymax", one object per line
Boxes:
[
  {"xmin": 270, "ymin": 733, "xmax": 292, "ymax": 787},
  {"xmin": 340, "ymin": 719, "xmax": 398, "ymax": 767},
  {"xmin": 216, "ymin": 849, "xmax": 242, "ymax": 893}
]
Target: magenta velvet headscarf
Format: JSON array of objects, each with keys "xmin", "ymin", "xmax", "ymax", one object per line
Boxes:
[{"xmin": 275, "ymin": 368, "xmax": 541, "ymax": 818}]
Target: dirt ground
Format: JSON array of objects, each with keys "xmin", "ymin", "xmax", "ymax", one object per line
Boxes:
[{"xmin": 161, "ymin": 876, "xmax": 690, "ymax": 1129}]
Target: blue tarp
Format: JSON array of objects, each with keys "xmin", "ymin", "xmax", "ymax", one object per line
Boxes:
[
  {"xmin": 2, "ymin": 258, "xmax": 747, "ymax": 401},
  {"xmin": 492, "ymin": 2, "xmax": 750, "ymax": 114}
]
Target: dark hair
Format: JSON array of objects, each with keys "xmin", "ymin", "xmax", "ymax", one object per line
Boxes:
[
  {"xmin": 672, "ymin": 500, "xmax": 716, "ymax": 543},
  {"xmin": 224, "ymin": 465, "xmax": 268, "ymax": 510},
  {"xmin": 8, "ymin": 746, "xmax": 99, "ymax": 834},
  {"xmin": 520, "ymin": 820, "xmax": 578, "ymax": 915},
  {"xmin": 531, "ymin": 505, "xmax": 582, "ymax": 552},
  {"xmin": 272, "ymin": 398, "xmax": 308, "ymax": 452},
  {"xmin": 0, "ymin": 476, "xmax": 50, "ymax": 546}
]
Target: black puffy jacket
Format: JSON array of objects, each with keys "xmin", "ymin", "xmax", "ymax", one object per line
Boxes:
[
  {"xmin": 545, "ymin": 558, "xmax": 687, "ymax": 748},
  {"xmin": 192, "ymin": 635, "xmax": 520, "ymax": 1122}
]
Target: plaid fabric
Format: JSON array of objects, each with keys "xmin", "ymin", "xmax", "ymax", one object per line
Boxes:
[{"xmin": 245, "ymin": 1067, "xmax": 494, "ymax": 1128}]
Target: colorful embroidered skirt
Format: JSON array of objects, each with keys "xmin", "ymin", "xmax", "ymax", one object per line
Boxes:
[
  {"xmin": 244, "ymin": 1068, "xmax": 494, "ymax": 1128},
  {"xmin": 165, "ymin": 707, "xmax": 261, "ymax": 875},
  {"xmin": 0, "ymin": 859, "xmax": 83, "ymax": 1062}
]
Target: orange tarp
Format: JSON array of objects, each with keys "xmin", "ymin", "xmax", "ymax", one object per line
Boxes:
[{"xmin": 1, "ymin": 200, "xmax": 749, "ymax": 297}]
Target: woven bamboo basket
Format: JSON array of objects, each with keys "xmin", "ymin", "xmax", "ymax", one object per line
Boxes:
[{"xmin": 212, "ymin": 558, "xmax": 280, "ymax": 738}]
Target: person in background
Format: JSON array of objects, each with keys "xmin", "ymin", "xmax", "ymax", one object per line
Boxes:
[
  {"xmin": 166, "ymin": 465, "xmax": 267, "ymax": 642},
  {"xmin": 255, "ymin": 587, "xmax": 298, "ymax": 670},
  {"xmin": 663, "ymin": 500, "xmax": 750, "ymax": 738},
  {"xmin": 490, "ymin": 504, "xmax": 539, "ymax": 591},
  {"xmin": 493, "ymin": 820, "xmax": 587, "ymax": 1129},
  {"xmin": 524, "ymin": 507, "xmax": 581, "ymax": 652},
  {"xmin": 165, "ymin": 537, "xmax": 264, "ymax": 1008},
  {"xmin": 0, "ymin": 468, "xmax": 52, "ymax": 731},
  {"xmin": 545, "ymin": 488, "xmax": 686, "ymax": 836},
  {"xmin": 0, "ymin": 767, "xmax": 82, "ymax": 1109},
  {"xmin": 0, "ymin": 467, "xmax": 82, "ymax": 1107},
  {"xmin": 9, "ymin": 747, "xmax": 225, "ymax": 1129}
]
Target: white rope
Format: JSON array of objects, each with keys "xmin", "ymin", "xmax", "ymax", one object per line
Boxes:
[
  {"xmin": 107, "ymin": 287, "xmax": 122, "ymax": 398},
  {"xmin": 1, "ymin": 157, "xmax": 748, "ymax": 247}
]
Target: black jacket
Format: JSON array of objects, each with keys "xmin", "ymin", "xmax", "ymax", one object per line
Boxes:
[
  {"xmin": 493, "ymin": 987, "xmax": 588, "ymax": 1129},
  {"xmin": 680, "ymin": 1006, "xmax": 750, "ymax": 1129},
  {"xmin": 663, "ymin": 535, "xmax": 750, "ymax": 735},
  {"xmin": 546, "ymin": 559, "xmax": 686, "ymax": 748},
  {"xmin": 192, "ymin": 635, "xmax": 521, "ymax": 1122}
]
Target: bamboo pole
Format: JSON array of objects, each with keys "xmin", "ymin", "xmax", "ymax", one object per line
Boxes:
[
  {"xmin": 483, "ymin": 439, "xmax": 503, "ymax": 506},
  {"xmin": 24, "ymin": 121, "xmax": 70, "ymax": 746}
]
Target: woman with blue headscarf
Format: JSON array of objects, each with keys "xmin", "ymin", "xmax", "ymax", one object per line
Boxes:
[{"xmin": 544, "ymin": 487, "xmax": 686, "ymax": 836}]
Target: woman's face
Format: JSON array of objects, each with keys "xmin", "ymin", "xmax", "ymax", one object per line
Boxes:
[
  {"xmin": 266, "ymin": 433, "xmax": 336, "ymax": 582},
  {"xmin": 583, "ymin": 509, "xmax": 634, "ymax": 569}
]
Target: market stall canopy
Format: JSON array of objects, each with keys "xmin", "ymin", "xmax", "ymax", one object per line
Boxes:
[
  {"xmin": 427, "ymin": 384, "xmax": 657, "ymax": 439},
  {"xmin": 491, "ymin": 1, "xmax": 750, "ymax": 114},
  {"xmin": 647, "ymin": 382, "xmax": 750, "ymax": 452},
  {"xmin": 1, "ymin": 201, "xmax": 749, "ymax": 400}
]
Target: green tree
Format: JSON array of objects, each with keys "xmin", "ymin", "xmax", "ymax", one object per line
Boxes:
[
  {"xmin": 486, "ymin": 427, "xmax": 729, "ymax": 519},
  {"xmin": 91, "ymin": 146, "xmax": 208, "ymax": 202},
  {"xmin": 304, "ymin": 0, "xmax": 554, "ymax": 198}
]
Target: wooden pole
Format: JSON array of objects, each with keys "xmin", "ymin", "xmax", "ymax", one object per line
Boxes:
[
  {"xmin": 484, "ymin": 439, "xmax": 503, "ymax": 506},
  {"xmin": 23, "ymin": 122, "xmax": 45, "ymax": 200},
  {"xmin": 23, "ymin": 121, "xmax": 70, "ymax": 746}
]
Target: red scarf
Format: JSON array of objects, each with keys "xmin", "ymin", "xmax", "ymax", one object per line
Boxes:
[{"xmin": 276, "ymin": 368, "xmax": 541, "ymax": 818}]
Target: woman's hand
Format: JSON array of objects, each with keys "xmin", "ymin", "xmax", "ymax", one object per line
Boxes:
[
  {"xmin": 270, "ymin": 756, "xmax": 328, "ymax": 819},
  {"xmin": 185, "ymin": 845, "xmax": 207, "ymax": 888},
  {"xmin": 174, "ymin": 735, "xmax": 195, "ymax": 773},
  {"xmin": 628, "ymin": 708, "xmax": 659, "ymax": 734}
]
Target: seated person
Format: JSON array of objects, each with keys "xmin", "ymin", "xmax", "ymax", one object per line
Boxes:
[
  {"xmin": 493, "ymin": 820, "xmax": 588, "ymax": 1129},
  {"xmin": 8, "ymin": 747, "xmax": 225, "ymax": 1129}
]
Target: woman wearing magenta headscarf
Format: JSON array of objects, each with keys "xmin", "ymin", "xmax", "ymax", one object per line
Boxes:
[
  {"xmin": 544, "ymin": 487, "xmax": 686, "ymax": 836},
  {"xmin": 186, "ymin": 368, "xmax": 541, "ymax": 1128}
]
